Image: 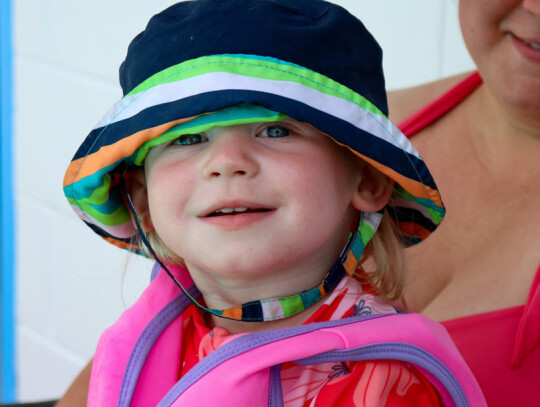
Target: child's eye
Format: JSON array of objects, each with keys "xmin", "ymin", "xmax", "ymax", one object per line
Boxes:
[
  {"xmin": 173, "ymin": 134, "xmax": 208, "ymax": 145},
  {"xmin": 260, "ymin": 125, "xmax": 290, "ymax": 138}
]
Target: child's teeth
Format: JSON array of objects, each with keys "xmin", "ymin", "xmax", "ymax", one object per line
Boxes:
[{"xmin": 217, "ymin": 207, "xmax": 248, "ymax": 214}]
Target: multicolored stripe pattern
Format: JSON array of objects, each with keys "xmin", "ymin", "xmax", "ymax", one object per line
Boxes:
[
  {"xmin": 147, "ymin": 220, "xmax": 373, "ymax": 323},
  {"xmin": 208, "ymin": 211, "xmax": 381, "ymax": 322},
  {"xmin": 209, "ymin": 238, "xmax": 347, "ymax": 321},
  {"xmin": 64, "ymin": 54, "xmax": 445, "ymax": 254}
]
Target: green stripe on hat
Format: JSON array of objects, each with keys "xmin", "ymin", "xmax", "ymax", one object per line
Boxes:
[
  {"xmin": 133, "ymin": 105, "xmax": 288, "ymax": 165},
  {"xmin": 127, "ymin": 55, "xmax": 385, "ymax": 118}
]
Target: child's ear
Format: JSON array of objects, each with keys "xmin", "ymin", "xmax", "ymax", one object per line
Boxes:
[
  {"xmin": 351, "ymin": 162, "xmax": 395, "ymax": 212},
  {"xmin": 122, "ymin": 168, "xmax": 154, "ymax": 233}
]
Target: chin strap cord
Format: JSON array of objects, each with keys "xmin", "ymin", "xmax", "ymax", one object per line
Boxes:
[{"xmin": 120, "ymin": 175, "xmax": 366, "ymax": 322}]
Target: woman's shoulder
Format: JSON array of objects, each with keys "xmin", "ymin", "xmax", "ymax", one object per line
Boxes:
[{"xmin": 387, "ymin": 72, "xmax": 473, "ymax": 124}]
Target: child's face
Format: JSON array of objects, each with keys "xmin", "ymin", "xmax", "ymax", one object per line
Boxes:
[{"xmin": 138, "ymin": 118, "xmax": 375, "ymax": 287}]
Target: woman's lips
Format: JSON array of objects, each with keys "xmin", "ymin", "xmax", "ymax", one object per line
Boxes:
[{"xmin": 511, "ymin": 34, "xmax": 540, "ymax": 62}]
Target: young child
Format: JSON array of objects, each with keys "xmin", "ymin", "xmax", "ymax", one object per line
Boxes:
[{"xmin": 63, "ymin": 1, "xmax": 486, "ymax": 406}]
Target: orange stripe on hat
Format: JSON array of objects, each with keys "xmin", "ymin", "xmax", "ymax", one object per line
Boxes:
[
  {"xmin": 353, "ymin": 152, "xmax": 443, "ymax": 208},
  {"xmin": 102, "ymin": 236, "xmax": 134, "ymax": 250},
  {"xmin": 393, "ymin": 221, "xmax": 431, "ymax": 241},
  {"xmin": 63, "ymin": 116, "xmax": 199, "ymax": 187},
  {"xmin": 316, "ymin": 128, "xmax": 443, "ymax": 208}
]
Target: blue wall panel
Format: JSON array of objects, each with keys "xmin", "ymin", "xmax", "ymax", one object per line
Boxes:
[{"xmin": 0, "ymin": 0, "xmax": 16, "ymax": 402}]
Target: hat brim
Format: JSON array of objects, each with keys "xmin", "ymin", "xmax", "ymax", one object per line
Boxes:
[{"xmin": 64, "ymin": 54, "xmax": 444, "ymax": 252}]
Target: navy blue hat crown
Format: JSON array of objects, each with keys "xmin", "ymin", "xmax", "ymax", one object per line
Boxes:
[{"xmin": 120, "ymin": 0, "xmax": 388, "ymax": 115}]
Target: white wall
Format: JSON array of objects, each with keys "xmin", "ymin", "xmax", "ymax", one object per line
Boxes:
[{"xmin": 12, "ymin": 0, "xmax": 474, "ymax": 402}]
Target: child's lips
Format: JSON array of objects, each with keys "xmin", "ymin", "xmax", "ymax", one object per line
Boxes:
[
  {"xmin": 206, "ymin": 207, "xmax": 272, "ymax": 217},
  {"xmin": 201, "ymin": 207, "xmax": 276, "ymax": 230},
  {"xmin": 200, "ymin": 202, "xmax": 276, "ymax": 227},
  {"xmin": 201, "ymin": 201, "xmax": 275, "ymax": 217}
]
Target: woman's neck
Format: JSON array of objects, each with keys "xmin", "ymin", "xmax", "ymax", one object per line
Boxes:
[
  {"xmin": 475, "ymin": 82, "xmax": 540, "ymax": 140},
  {"xmin": 465, "ymin": 84, "xmax": 540, "ymax": 178}
]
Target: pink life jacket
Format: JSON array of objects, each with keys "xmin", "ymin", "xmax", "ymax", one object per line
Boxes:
[{"xmin": 88, "ymin": 265, "xmax": 487, "ymax": 407}]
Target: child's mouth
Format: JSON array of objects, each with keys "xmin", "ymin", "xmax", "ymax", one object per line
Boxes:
[{"xmin": 207, "ymin": 207, "xmax": 271, "ymax": 217}]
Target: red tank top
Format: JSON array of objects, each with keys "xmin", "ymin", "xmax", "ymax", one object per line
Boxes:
[{"xmin": 398, "ymin": 72, "xmax": 540, "ymax": 407}]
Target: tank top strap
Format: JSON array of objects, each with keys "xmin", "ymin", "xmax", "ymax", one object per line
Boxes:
[{"xmin": 398, "ymin": 72, "xmax": 482, "ymax": 138}]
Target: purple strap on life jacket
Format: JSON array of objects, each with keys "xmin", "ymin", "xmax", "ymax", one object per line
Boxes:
[
  {"xmin": 118, "ymin": 284, "xmax": 201, "ymax": 407},
  {"xmin": 152, "ymin": 314, "xmax": 386, "ymax": 406},
  {"xmin": 263, "ymin": 343, "xmax": 464, "ymax": 407},
  {"xmin": 269, "ymin": 365, "xmax": 284, "ymax": 407},
  {"xmin": 284, "ymin": 343, "xmax": 464, "ymax": 407},
  {"xmin": 150, "ymin": 262, "xmax": 160, "ymax": 282},
  {"xmin": 156, "ymin": 315, "xmax": 467, "ymax": 407}
]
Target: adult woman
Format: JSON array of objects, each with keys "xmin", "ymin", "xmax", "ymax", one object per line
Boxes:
[{"xmin": 389, "ymin": 1, "xmax": 540, "ymax": 405}]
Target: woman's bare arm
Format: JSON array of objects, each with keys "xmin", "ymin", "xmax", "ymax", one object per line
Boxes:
[{"xmin": 55, "ymin": 359, "xmax": 92, "ymax": 407}]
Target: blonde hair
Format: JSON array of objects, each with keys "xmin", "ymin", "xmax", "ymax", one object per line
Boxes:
[
  {"xmin": 131, "ymin": 206, "xmax": 407, "ymax": 303},
  {"xmin": 353, "ymin": 209, "xmax": 407, "ymax": 303},
  {"xmin": 132, "ymin": 230, "xmax": 184, "ymax": 266}
]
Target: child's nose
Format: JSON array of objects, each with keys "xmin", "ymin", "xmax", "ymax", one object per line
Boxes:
[{"xmin": 202, "ymin": 131, "xmax": 260, "ymax": 179}]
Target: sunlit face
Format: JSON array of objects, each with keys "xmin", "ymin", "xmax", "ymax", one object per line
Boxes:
[
  {"xmin": 141, "ymin": 119, "xmax": 365, "ymax": 287},
  {"xmin": 459, "ymin": 0, "xmax": 540, "ymax": 112}
]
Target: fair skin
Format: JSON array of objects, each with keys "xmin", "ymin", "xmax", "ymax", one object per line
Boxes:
[
  {"xmin": 390, "ymin": 0, "xmax": 540, "ymax": 321},
  {"xmin": 128, "ymin": 119, "xmax": 393, "ymax": 333}
]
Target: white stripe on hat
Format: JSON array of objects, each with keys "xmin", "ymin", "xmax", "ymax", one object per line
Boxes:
[{"xmin": 94, "ymin": 71, "xmax": 420, "ymax": 160}]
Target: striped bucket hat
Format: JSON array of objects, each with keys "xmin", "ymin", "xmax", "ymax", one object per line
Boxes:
[{"xmin": 64, "ymin": 0, "xmax": 445, "ymax": 261}]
